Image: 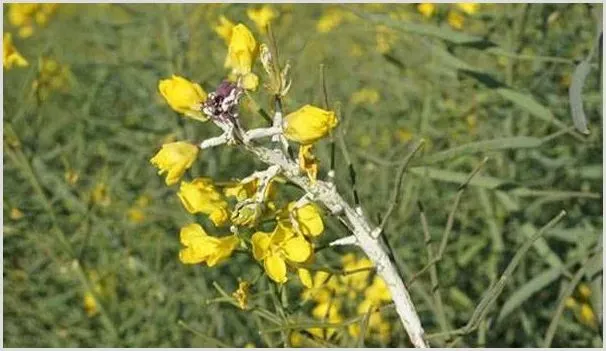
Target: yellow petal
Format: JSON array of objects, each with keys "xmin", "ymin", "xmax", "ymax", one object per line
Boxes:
[
  {"xmin": 179, "ymin": 223, "xmax": 207, "ymax": 247},
  {"xmin": 282, "ymin": 235, "xmax": 312, "ymax": 263},
  {"xmin": 207, "ymin": 235, "xmax": 240, "ymax": 267},
  {"xmin": 265, "ymin": 253, "xmax": 287, "ymax": 283},
  {"xmin": 283, "ymin": 105, "xmax": 338, "ymax": 144},
  {"xmin": 291, "ymin": 202, "xmax": 324, "ymax": 237},
  {"xmin": 150, "ymin": 142, "xmax": 199, "ymax": 186},
  {"xmin": 158, "ymin": 75, "xmax": 207, "ymax": 121},
  {"xmin": 298, "ymin": 268, "xmax": 313, "ymax": 288},
  {"xmin": 251, "ymin": 231, "xmax": 271, "ymax": 261},
  {"xmin": 241, "ymin": 72, "xmax": 259, "ymax": 91}
]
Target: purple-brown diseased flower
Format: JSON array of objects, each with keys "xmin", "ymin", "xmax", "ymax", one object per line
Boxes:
[{"xmin": 202, "ymin": 80, "xmax": 243, "ymax": 125}]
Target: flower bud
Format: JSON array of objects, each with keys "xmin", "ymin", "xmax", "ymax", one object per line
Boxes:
[
  {"xmin": 225, "ymin": 24, "xmax": 257, "ymax": 76},
  {"xmin": 158, "ymin": 75, "xmax": 207, "ymax": 121},
  {"xmin": 150, "ymin": 142, "xmax": 199, "ymax": 186},
  {"xmin": 283, "ymin": 105, "xmax": 338, "ymax": 144}
]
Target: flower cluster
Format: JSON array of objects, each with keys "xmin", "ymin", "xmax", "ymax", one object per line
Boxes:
[
  {"xmin": 8, "ymin": 3, "xmax": 59, "ymax": 38},
  {"xmin": 294, "ymin": 254, "xmax": 393, "ymax": 344},
  {"xmin": 150, "ymin": 23, "xmax": 339, "ymax": 285},
  {"xmin": 565, "ymin": 282, "xmax": 598, "ymax": 330},
  {"xmin": 3, "ymin": 33, "xmax": 29, "ymax": 70},
  {"xmin": 416, "ymin": 3, "xmax": 480, "ymax": 30},
  {"xmin": 32, "ymin": 57, "xmax": 72, "ymax": 101}
]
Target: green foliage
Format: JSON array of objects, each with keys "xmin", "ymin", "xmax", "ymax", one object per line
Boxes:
[{"xmin": 3, "ymin": 3, "xmax": 602, "ymax": 347}]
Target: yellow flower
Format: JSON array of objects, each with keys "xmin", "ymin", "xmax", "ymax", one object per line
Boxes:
[
  {"xmin": 64, "ymin": 169, "xmax": 79, "ymax": 186},
  {"xmin": 417, "ymin": 3, "xmax": 436, "ymax": 18},
  {"xmin": 223, "ymin": 179, "xmax": 258, "ymax": 201},
  {"xmin": 578, "ymin": 283, "xmax": 592, "ymax": 299},
  {"xmin": 158, "ymin": 75, "xmax": 208, "ymax": 121},
  {"xmin": 241, "ymin": 72, "xmax": 259, "ymax": 91},
  {"xmin": 298, "ymin": 144, "xmax": 318, "ymax": 183},
  {"xmin": 579, "ymin": 303, "xmax": 597, "ymax": 329},
  {"xmin": 10, "ymin": 208, "xmax": 24, "ymax": 220},
  {"xmin": 178, "ymin": 223, "xmax": 239, "ymax": 266},
  {"xmin": 298, "ymin": 268, "xmax": 313, "ymax": 288},
  {"xmin": 178, "ymin": 178, "xmax": 230, "ymax": 227},
  {"xmin": 351, "ymin": 88, "xmax": 380, "ymax": 105},
  {"xmin": 457, "ymin": 3, "xmax": 479, "ymax": 15},
  {"xmin": 283, "ymin": 105, "xmax": 338, "ymax": 145},
  {"xmin": 447, "ymin": 11, "xmax": 465, "ymax": 30},
  {"xmin": 309, "ymin": 301, "xmax": 343, "ymax": 339},
  {"xmin": 341, "ymin": 255, "xmax": 373, "ymax": 294},
  {"xmin": 213, "ymin": 16, "xmax": 234, "ymax": 43},
  {"xmin": 376, "ymin": 25, "xmax": 397, "ymax": 54},
  {"xmin": 565, "ymin": 297, "xmax": 577, "ymax": 309},
  {"xmin": 225, "ymin": 24, "xmax": 257, "ymax": 76},
  {"xmin": 150, "ymin": 141, "xmax": 199, "ymax": 186},
  {"xmin": 91, "ymin": 182, "xmax": 111, "ymax": 207},
  {"xmin": 247, "ymin": 5, "xmax": 277, "ymax": 33},
  {"xmin": 251, "ymin": 224, "xmax": 312, "ymax": 284},
  {"xmin": 8, "ymin": 4, "xmax": 58, "ymax": 38},
  {"xmin": 232, "ymin": 280, "xmax": 251, "ymax": 310},
  {"xmin": 286, "ymin": 202, "xmax": 324, "ymax": 238},
  {"xmin": 83, "ymin": 292, "xmax": 98, "ymax": 317},
  {"xmin": 316, "ymin": 8, "xmax": 345, "ymax": 33},
  {"xmin": 3, "ymin": 33, "xmax": 29, "ymax": 70},
  {"xmin": 364, "ymin": 276, "xmax": 392, "ymax": 304}
]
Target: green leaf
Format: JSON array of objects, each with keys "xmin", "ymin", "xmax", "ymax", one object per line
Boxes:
[
  {"xmin": 497, "ymin": 266, "xmax": 564, "ymax": 323},
  {"xmin": 569, "ymin": 60, "xmax": 592, "ymax": 134},
  {"xmin": 359, "ymin": 12, "xmax": 496, "ymax": 46},
  {"xmin": 416, "ymin": 136, "xmax": 543, "ymax": 165}
]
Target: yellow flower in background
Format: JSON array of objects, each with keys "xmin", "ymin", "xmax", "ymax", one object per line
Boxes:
[
  {"xmin": 376, "ymin": 25, "xmax": 397, "ymax": 54},
  {"xmin": 232, "ymin": 280, "xmax": 251, "ymax": 310},
  {"xmin": 241, "ymin": 72, "xmax": 259, "ymax": 91},
  {"xmin": 83, "ymin": 292, "xmax": 98, "ymax": 317},
  {"xmin": 178, "ymin": 178, "xmax": 230, "ymax": 227},
  {"xmin": 150, "ymin": 141, "xmax": 199, "ymax": 186},
  {"xmin": 447, "ymin": 11, "xmax": 465, "ymax": 30},
  {"xmin": 309, "ymin": 301, "xmax": 343, "ymax": 339},
  {"xmin": 252, "ymin": 224, "xmax": 312, "ymax": 284},
  {"xmin": 578, "ymin": 283, "xmax": 592, "ymax": 299},
  {"xmin": 297, "ymin": 268, "xmax": 313, "ymax": 288},
  {"xmin": 225, "ymin": 24, "xmax": 257, "ymax": 75},
  {"xmin": 127, "ymin": 195, "xmax": 151, "ymax": 224},
  {"xmin": 179, "ymin": 223, "xmax": 239, "ymax": 266},
  {"xmin": 3, "ymin": 33, "xmax": 28, "ymax": 70},
  {"xmin": 10, "ymin": 208, "xmax": 25, "ymax": 220},
  {"xmin": 213, "ymin": 16, "xmax": 235, "ymax": 44},
  {"xmin": 316, "ymin": 8, "xmax": 345, "ymax": 33},
  {"xmin": 417, "ymin": 3, "xmax": 436, "ymax": 18},
  {"xmin": 91, "ymin": 182, "xmax": 111, "ymax": 207},
  {"xmin": 566, "ymin": 283, "xmax": 598, "ymax": 330},
  {"xmin": 283, "ymin": 105, "xmax": 338, "ymax": 145},
  {"xmin": 32, "ymin": 57, "xmax": 73, "ymax": 100},
  {"xmin": 158, "ymin": 75, "xmax": 208, "ymax": 121},
  {"xmin": 457, "ymin": 3, "xmax": 479, "ymax": 15},
  {"xmin": 8, "ymin": 3, "xmax": 59, "ymax": 38},
  {"xmin": 286, "ymin": 202, "xmax": 324, "ymax": 238},
  {"xmin": 247, "ymin": 5, "xmax": 277, "ymax": 33},
  {"xmin": 298, "ymin": 144, "xmax": 318, "ymax": 183},
  {"xmin": 351, "ymin": 88, "xmax": 380, "ymax": 105},
  {"xmin": 579, "ymin": 303, "xmax": 597, "ymax": 329}
]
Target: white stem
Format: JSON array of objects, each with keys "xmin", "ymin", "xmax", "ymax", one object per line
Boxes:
[
  {"xmin": 329, "ymin": 235, "xmax": 358, "ymax": 247},
  {"xmin": 246, "ymin": 144, "xmax": 428, "ymax": 348},
  {"xmin": 244, "ymin": 126, "xmax": 282, "ymax": 143},
  {"xmin": 199, "ymin": 133, "xmax": 230, "ymax": 149}
]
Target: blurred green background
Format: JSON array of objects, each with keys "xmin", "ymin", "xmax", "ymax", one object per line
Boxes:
[{"xmin": 3, "ymin": 3, "xmax": 603, "ymax": 347}]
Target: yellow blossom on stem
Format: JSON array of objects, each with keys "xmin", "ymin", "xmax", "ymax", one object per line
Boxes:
[
  {"xmin": 447, "ymin": 11, "xmax": 465, "ymax": 30},
  {"xmin": 225, "ymin": 24, "xmax": 257, "ymax": 76},
  {"xmin": 10, "ymin": 208, "xmax": 25, "ymax": 220},
  {"xmin": 178, "ymin": 223, "xmax": 239, "ymax": 266},
  {"xmin": 283, "ymin": 105, "xmax": 338, "ymax": 145},
  {"xmin": 285, "ymin": 201, "xmax": 324, "ymax": 238},
  {"xmin": 213, "ymin": 16, "xmax": 234, "ymax": 44},
  {"xmin": 251, "ymin": 224, "xmax": 312, "ymax": 284},
  {"xmin": 150, "ymin": 141, "xmax": 199, "ymax": 186},
  {"xmin": 158, "ymin": 75, "xmax": 208, "ymax": 121},
  {"xmin": 247, "ymin": 5, "xmax": 277, "ymax": 33},
  {"xmin": 298, "ymin": 144, "xmax": 318, "ymax": 183},
  {"xmin": 297, "ymin": 268, "xmax": 313, "ymax": 288},
  {"xmin": 417, "ymin": 3, "xmax": 436, "ymax": 18},
  {"xmin": 83, "ymin": 292, "xmax": 99, "ymax": 317},
  {"xmin": 457, "ymin": 3, "xmax": 479, "ymax": 15},
  {"xmin": 578, "ymin": 283, "xmax": 592, "ymax": 299},
  {"xmin": 178, "ymin": 178, "xmax": 230, "ymax": 227},
  {"xmin": 579, "ymin": 303, "xmax": 597, "ymax": 329},
  {"xmin": 309, "ymin": 301, "xmax": 343, "ymax": 339},
  {"xmin": 3, "ymin": 33, "xmax": 29, "ymax": 70}
]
